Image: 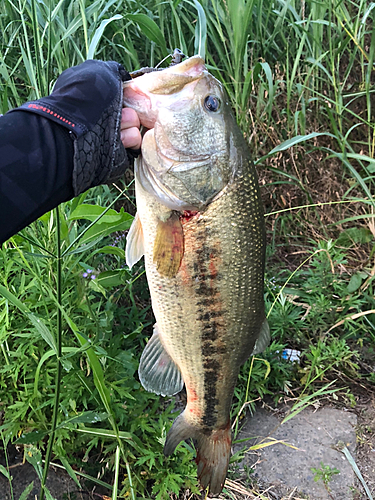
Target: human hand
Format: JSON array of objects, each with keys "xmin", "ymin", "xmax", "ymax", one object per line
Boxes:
[
  {"xmin": 16, "ymin": 60, "xmax": 142, "ymax": 195},
  {"xmin": 121, "ymin": 108, "xmax": 141, "ymax": 150}
]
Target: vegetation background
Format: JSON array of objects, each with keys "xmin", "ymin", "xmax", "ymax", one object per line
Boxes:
[{"xmin": 0, "ymin": 0, "xmax": 374, "ymax": 498}]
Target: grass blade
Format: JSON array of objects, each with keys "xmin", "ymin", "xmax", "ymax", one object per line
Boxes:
[
  {"xmin": 337, "ymin": 441, "xmax": 374, "ymax": 500},
  {"xmin": 192, "ymin": 0, "xmax": 207, "ymax": 59},
  {"xmin": 126, "ymin": 13, "xmax": 168, "ymax": 57},
  {"xmin": 255, "ymin": 132, "xmax": 330, "ymax": 164},
  {"xmin": 112, "ymin": 446, "xmax": 120, "ymax": 500},
  {"xmin": 18, "ymin": 483, "xmax": 34, "ymax": 500},
  {"xmin": 0, "ymin": 284, "xmax": 57, "ymax": 353},
  {"xmin": 87, "ymin": 14, "xmax": 123, "ymax": 59}
]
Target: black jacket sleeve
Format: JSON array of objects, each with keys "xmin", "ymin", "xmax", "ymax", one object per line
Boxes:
[
  {"xmin": 0, "ymin": 60, "xmax": 136, "ymax": 246},
  {"xmin": 0, "ymin": 112, "xmax": 75, "ymax": 245}
]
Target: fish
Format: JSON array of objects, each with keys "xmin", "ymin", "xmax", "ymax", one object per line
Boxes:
[{"xmin": 123, "ymin": 55, "xmax": 270, "ymax": 497}]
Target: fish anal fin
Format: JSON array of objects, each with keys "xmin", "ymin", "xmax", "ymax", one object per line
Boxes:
[
  {"xmin": 126, "ymin": 213, "xmax": 145, "ymax": 269},
  {"xmin": 138, "ymin": 324, "xmax": 184, "ymax": 397},
  {"xmin": 251, "ymin": 318, "xmax": 271, "ymax": 355},
  {"xmin": 164, "ymin": 411, "xmax": 197, "ymax": 456},
  {"xmin": 164, "ymin": 414, "xmax": 231, "ymax": 497},
  {"xmin": 153, "ymin": 213, "xmax": 184, "ymax": 278}
]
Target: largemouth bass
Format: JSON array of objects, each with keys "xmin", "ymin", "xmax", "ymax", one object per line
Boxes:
[{"xmin": 123, "ymin": 56, "xmax": 270, "ymax": 496}]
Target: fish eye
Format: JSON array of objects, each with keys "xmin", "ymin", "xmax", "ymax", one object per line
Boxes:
[{"xmin": 204, "ymin": 95, "xmax": 221, "ymax": 112}]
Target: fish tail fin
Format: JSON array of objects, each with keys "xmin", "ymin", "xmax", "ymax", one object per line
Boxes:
[
  {"xmin": 164, "ymin": 413, "xmax": 231, "ymax": 497},
  {"xmin": 196, "ymin": 422, "xmax": 231, "ymax": 497}
]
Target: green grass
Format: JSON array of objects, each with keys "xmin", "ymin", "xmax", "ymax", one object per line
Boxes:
[{"xmin": 0, "ymin": 0, "xmax": 375, "ymax": 498}]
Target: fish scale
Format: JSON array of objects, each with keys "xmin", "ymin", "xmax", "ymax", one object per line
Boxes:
[
  {"xmin": 123, "ymin": 55, "xmax": 269, "ymax": 496},
  {"xmin": 134, "ymin": 152, "xmax": 264, "ymax": 453}
]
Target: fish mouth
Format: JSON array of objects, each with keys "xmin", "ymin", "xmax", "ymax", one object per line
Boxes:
[{"xmin": 123, "ymin": 56, "xmax": 206, "ymax": 129}]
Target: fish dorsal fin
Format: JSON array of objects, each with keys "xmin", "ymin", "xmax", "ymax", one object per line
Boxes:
[
  {"xmin": 251, "ymin": 318, "xmax": 271, "ymax": 355},
  {"xmin": 153, "ymin": 213, "xmax": 184, "ymax": 278},
  {"xmin": 138, "ymin": 324, "xmax": 184, "ymax": 397},
  {"xmin": 126, "ymin": 213, "xmax": 145, "ymax": 269}
]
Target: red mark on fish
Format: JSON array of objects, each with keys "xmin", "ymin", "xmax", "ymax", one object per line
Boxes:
[{"xmin": 180, "ymin": 210, "xmax": 199, "ymax": 221}]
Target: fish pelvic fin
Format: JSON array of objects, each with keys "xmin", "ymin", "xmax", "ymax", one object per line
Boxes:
[
  {"xmin": 125, "ymin": 213, "xmax": 145, "ymax": 269},
  {"xmin": 164, "ymin": 413, "xmax": 231, "ymax": 497},
  {"xmin": 153, "ymin": 212, "xmax": 184, "ymax": 278},
  {"xmin": 138, "ymin": 324, "xmax": 184, "ymax": 397},
  {"xmin": 251, "ymin": 318, "xmax": 271, "ymax": 355}
]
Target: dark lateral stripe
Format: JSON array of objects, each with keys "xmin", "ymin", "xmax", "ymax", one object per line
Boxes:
[
  {"xmin": 192, "ymin": 225, "xmax": 224, "ymax": 431},
  {"xmin": 198, "ymin": 310, "xmax": 223, "ymax": 320},
  {"xmin": 193, "ymin": 273, "xmax": 221, "ymax": 282},
  {"xmin": 197, "ymin": 297, "xmax": 219, "ymax": 307},
  {"xmin": 202, "ymin": 359, "xmax": 220, "ymax": 428}
]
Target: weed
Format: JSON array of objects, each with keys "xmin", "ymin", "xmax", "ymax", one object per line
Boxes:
[{"xmin": 311, "ymin": 461, "xmax": 340, "ymax": 490}]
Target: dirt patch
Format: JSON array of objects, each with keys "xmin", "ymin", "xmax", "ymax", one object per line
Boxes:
[
  {"xmin": 352, "ymin": 397, "xmax": 375, "ymax": 499},
  {"xmin": 0, "ymin": 461, "xmax": 79, "ymax": 500},
  {"xmin": 0, "ymin": 447, "xmax": 107, "ymax": 500}
]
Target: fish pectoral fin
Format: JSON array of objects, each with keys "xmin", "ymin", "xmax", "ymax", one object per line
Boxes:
[
  {"xmin": 251, "ymin": 318, "xmax": 271, "ymax": 355},
  {"xmin": 138, "ymin": 324, "xmax": 184, "ymax": 397},
  {"xmin": 153, "ymin": 212, "xmax": 184, "ymax": 278},
  {"xmin": 126, "ymin": 213, "xmax": 145, "ymax": 269}
]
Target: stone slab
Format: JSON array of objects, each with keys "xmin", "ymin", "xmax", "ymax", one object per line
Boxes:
[{"xmin": 233, "ymin": 406, "xmax": 357, "ymax": 499}]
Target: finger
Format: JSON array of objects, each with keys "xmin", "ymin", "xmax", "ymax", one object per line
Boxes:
[
  {"xmin": 121, "ymin": 107, "xmax": 140, "ymax": 130},
  {"xmin": 121, "ymin": 126, "xmax": 142, "ymax": 150}
]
